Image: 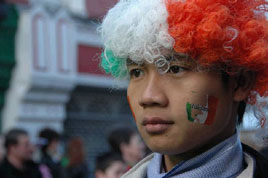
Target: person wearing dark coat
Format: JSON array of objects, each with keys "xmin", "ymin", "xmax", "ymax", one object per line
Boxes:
[{"xmin": 0, "ymin": 128, "xmax": 42, "ymax": 178}]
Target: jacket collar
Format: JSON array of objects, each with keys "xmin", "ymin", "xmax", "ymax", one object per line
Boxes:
[
  {"xmin": 121, "ymin": 137, "xmax": 268, "ymax": 178},
  {"xmin": 147, "ymin": 133, "xmax": 244, "ymax": 178}
]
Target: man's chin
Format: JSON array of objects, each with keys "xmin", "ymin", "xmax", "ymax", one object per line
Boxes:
[{"xmin": 145, "ymin": 140, "xmax": 194, "ymax": 155}]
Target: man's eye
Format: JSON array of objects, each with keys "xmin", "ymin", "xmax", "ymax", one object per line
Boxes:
[
  {"xmin": 168, "ymin": 65, "xmax": 186, "ymax": 74},
  {"xmin": 129, "ymin": 69, "xmax": 143, "ymax": 78}
]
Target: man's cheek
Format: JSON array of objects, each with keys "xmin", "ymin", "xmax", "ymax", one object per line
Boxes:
[
  {"xmin": 186, "ymin": 92, "xmax": 219, "ymax": 125},
  {"xmin": 127, "ymin": 96, "xmax": 137, "ymax": 121}
]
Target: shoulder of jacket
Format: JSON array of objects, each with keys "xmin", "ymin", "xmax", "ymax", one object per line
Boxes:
[
  {"xmin": 121, "ymin": 153, "xmax": 154, "ymax": 178},
  {"xmin": 237, "ymin": 144, "xmax": 268, "ymax": 178},
  {"xmin": 237, "ymin": 152, "xmax": 255, "ymax": 178}
]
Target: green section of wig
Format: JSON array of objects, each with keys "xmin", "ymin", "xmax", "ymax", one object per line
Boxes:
[{"xmin": 101, "ymin": 49, "xmax": 128, "ymax": 78}]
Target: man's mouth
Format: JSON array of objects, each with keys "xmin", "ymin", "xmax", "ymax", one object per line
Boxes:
[{"xmin": 142, "ymin": 117, "xmax": 174, "ymax": 134}]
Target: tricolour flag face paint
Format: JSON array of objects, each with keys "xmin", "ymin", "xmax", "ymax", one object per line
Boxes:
[{"xmin": 186, "ymin": 95, "xmax": 218, "ymax": 125}]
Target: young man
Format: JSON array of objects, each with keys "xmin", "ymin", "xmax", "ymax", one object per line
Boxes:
[
  {"xmin": 0, "ymin": 128, "xmax": 42, "ymax": 178},
  {"xmin": 95, "ymin": 152, "xmax": 126, "ymax": 178},
  {"xmin": 100, "ymin": 0, "xmax": 268, "ymax": 177},
  {"xmin": 108, "ymin": 127, "xmax": 145, "ymax": 169},
  {"xmin": 38, "ymin": 128, "xmax": 61, "ymax": 178}
]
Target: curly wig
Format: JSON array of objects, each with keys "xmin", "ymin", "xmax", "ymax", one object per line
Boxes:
[
  {"xmin": 100, "ymin": 0, "xmax": 268, "ymax": 101},
  {"xmin": 100, "ymin": 0, "xmax": 174, "ymax": 78},
  {"xmin": 166, "ymin": 0, "xmax": 268, "ymax": 98}
]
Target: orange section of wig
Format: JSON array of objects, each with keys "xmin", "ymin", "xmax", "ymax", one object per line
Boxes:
[{"xmin": 166, "ymin": 0, "xmax": 268, "ymax": 100}]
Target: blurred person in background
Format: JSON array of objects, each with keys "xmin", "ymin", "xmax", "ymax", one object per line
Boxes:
[
  {"xmin": 0, "ymin": 135, "xmax": 5, "ymax": 162},
  {"xmin": 95, "ymin": 151, "xmax": 126, "ymax": 178},
  {"xmin": 38, "ymin": 128, "xmax": 61, "ymax": 178},
  {"xmin": 108, "ymin": 127, "xmax": 145, "ymax": 170},
  {"xmin": 61, "ymin": 137, "xmax": 88, "ymax": 178},
  {"xmin": 0, "ymin": 128, "xmax": 42, "ymax": 178},
  {"xmin": 99, "ymin": 0, "xmax": 268, "ymax": 177}
]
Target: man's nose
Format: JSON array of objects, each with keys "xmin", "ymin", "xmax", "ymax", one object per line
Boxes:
[{"xmin": 139, "ymin": 73, "xmax": 168, "ymax": 108}]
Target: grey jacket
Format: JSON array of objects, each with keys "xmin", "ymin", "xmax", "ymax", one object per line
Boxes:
[{"xmin": 121, "ymin": 152, "xmax": 255, "ymax": 178}]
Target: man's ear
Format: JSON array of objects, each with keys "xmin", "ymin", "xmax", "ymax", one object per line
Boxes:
[{"xmin": 233, "ymin": 71, "xmax": 256, "ymax": 102}]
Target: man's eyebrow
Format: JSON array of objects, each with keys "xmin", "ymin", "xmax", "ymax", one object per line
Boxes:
[
  {"xmin": 167, "ymin": 54, "xmax": 190, "ymax": 62},
  {"xmin": 126, "ymin": 59, "xmax": 144, "ymax": 67},
  {"xmin": 167, "ymin": 54, "xmax": 197, "ymax": 69},
  {"xmin": 126, "ymin": 58, "xmax": 134, "ymax": 66}
]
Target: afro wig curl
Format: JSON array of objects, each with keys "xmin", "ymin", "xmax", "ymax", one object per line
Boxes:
[
  {"xmin": 100, "ymin": 0, "xmax": 174, "ymax": 79},
  {"xmin": 100, "ymin": 0, "xmax": 268, "ymax": 99},
  {"xmin": 166, "ymin": 0, "xmax": 268, "ymax": 98}
]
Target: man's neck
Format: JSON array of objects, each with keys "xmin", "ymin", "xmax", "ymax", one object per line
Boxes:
[
  {"xmin": 7, "ymin": 154, "xmax": 24, "ymax": 170},
  {"xmin": 163, "ymin": 129, "xmax": 236, "ymax": 172}
]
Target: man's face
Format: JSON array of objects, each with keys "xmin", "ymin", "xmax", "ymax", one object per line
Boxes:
[
  {"xmin": 127, "ymin": 59, "xmax": 237, "ymax": 155},
  {"xmin": 124, "ymin": 134, "xmax": 145, "ymax": 163},
  {"xmin": 11, "ymin": 135, "xmax": 34, "ymax": 162},
  {"xmin": 96, "ymin": 161, "xmax": 126, "ymax": 178}
]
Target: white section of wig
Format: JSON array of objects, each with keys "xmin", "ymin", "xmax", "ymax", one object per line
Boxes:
[
  {"xmin": 99, "ymin": 0, "xmax": 174, "ymax": 64},
  {"xmin": 244, "ymin": 92, "xmax": 268, "ymax": 130}
]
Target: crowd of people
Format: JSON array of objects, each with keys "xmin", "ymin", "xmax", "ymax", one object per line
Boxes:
[
  {"xmin": 95, "ymin": 127, "xmax": 146, "ymax": 178},
  {"xmin": 0, "ymin": 126, "xmax": 146, "ymax": 178}
]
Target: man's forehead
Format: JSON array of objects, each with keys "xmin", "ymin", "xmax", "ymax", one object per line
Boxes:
[
  {"xmin": 18, "ymin": 134, "xmax": 29, "ymax": 142},
  {"xmin": 127, "ymin": 53, "xmax": 196, "ymax": 67},
  {"xmin": 127, "ymin": 53, "xmax": 194, "ymax": 65}
]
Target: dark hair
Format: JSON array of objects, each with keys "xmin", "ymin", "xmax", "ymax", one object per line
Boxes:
[
  {"xmin": 4, "ymin": 128, "xmax": 28, "ymax": 150},
  {"xmin": 95, "ymin": 152, "xmax": 124, "ymax": 172},
  {"xmin": 39, "ymin": 128, "xmax": 59, "ymax": 153},
  {"xmin": 108, "ymin": 127, "xmax": 136, "ymax": 154},
  {"xmin": 237, "ymin": 101, "xmax": 246, "ymax": 125},
  {"xmin": 260, "ymin": 147, "xmax": 268, "ymax": 160}
]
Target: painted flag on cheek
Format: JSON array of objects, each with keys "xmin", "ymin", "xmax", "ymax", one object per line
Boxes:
[{"xmin": 186, "ymin": 96, "xmax": 218, "ymax": 125}]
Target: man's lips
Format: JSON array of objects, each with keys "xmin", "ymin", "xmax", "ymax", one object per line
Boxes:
[
  {"xmin": 142, "ymin": 117, "xmax": 174, "ymax": 134},
  {"xmin": 142, "ymin": 117, "xmax": 174, "ymax": 125}
]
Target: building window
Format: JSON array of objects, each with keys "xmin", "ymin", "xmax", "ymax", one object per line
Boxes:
[
  {"xmin": 57, "ymin": 19, "xmax": 71, "ymax": 73},
  {"xmin": 32, "ymin": 15, "xmax": 49, "ymax": 71}
]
